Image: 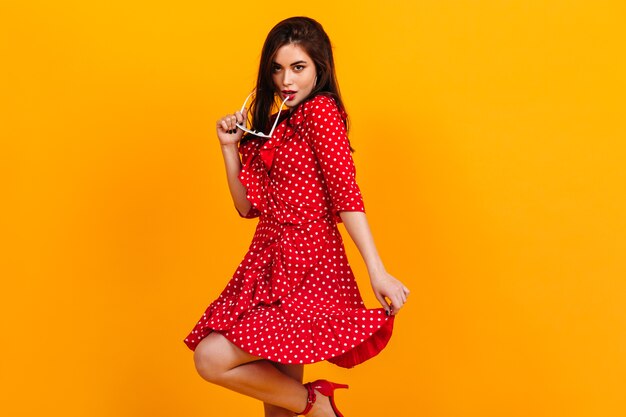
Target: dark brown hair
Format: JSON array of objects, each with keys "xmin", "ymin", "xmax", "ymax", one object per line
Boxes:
[{"xmin": 242, "ymin": 16, "xmax": 353, "ymax": 150}]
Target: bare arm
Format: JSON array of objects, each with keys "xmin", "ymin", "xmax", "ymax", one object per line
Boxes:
[
  {"xmin": 216, "ymin": 108, "xmax": 253, "ymax": 217},
  {"xmin": 300, "ymin": 96, "xmax": 410, "ymax": 314},
  {"xmin": 220, "ymin": 143, "xmax": 252, "ymax": 216},
  {"xmin": 339, "ymin": 211, "xmax": 410, "ymax": 315}
]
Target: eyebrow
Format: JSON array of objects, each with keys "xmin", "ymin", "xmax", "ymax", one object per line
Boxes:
[{"xmin": 273, "ymin": 60, "xmax": 308, "ymax": 67}]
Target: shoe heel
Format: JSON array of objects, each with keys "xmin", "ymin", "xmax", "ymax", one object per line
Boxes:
[
  {"xmin": 311, "ymin": 379, "xmax": 349, "ymax": 395},
  {"xmin": 329, "ymin": 382, "xmax": 349, "ymax": 390}
]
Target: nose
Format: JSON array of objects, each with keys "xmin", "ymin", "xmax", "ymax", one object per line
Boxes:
[{"xmin": 282, "ymin": 69, "xmax": 294, "ymax": 86}]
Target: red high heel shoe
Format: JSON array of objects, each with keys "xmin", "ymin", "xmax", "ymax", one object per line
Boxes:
[{"xmin": 297, "ymin": 379, "xmax": 349, "ymax": 416}]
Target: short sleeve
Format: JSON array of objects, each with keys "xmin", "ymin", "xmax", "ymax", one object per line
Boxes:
[
  {"xmin": 236, "ymin": 205, "xmax": 261, "ymax": 219},
  {"xmin": 304, "ymin": 96, "xmax": 365, "ymax": 222},
  {"xmin": 236, "ymin": 138, "xmax": 261, "ymax": 219}
]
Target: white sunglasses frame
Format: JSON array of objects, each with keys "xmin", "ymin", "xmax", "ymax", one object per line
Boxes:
[{"xmin": 235, "ymin": 92, "xmax": 291, "ymax": 138}]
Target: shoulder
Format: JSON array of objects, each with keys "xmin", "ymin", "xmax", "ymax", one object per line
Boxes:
[
  {"xmin": 309, "ymin": 93, "xmax": 337, "ymax": 107},
  {"xmin": 302, "ymin": 93, "xmax": 339, "ymax": 117},
  {"xmin": 300, "ymin": 94, "xmax": 347, "ymax": 130},
  {"xmin": 238, "ymin": 136, "xmax": 262, "ymax": 159},
  {"xmin": 239, "ymin": 135, "xmax": 262, "ymax": 150}
]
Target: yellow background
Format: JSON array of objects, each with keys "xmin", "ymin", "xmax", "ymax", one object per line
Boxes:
[{"xmin": 2, "ymin": 1, "xmax": 625, "ymax": 416}]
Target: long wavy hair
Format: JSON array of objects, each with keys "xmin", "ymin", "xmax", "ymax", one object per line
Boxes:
[{"xmin": 241, "ymin": 16, "xmax": 353, "ymax": 151}]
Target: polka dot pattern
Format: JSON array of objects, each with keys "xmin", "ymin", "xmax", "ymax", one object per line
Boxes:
[{"xmin": 183, "ymin": 94, "xmax": 394, "ymax": 368}]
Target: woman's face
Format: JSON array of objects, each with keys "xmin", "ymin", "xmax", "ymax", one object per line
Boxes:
[{"xmin": 271, "ymin": 43, "xmax": 317, "ymax": 109}]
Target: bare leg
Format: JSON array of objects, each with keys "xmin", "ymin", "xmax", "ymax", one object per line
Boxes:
[
  {"xmin": 194, "ymin": 331, "xmax": 334, "ymax": 416},
  {"xmin": 264, "ymin": 362, "xmax": 304, "ymax": 417}
]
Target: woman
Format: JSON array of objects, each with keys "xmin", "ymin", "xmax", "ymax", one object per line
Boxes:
[{"xmin": 183, "ymin": 16, "xmax": 410, "ymax": 417}]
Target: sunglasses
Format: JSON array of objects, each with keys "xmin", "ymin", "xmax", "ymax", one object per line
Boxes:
[{"xmin": 235, "ymin": 91, "xmax": 291, "ymax": 138}]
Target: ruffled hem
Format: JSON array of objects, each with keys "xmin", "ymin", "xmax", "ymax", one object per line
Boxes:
[
  {"xmin": 327, "ymin": 314, "xmax": 395, "ymax": 368},
  {"xmin": 183, "ymin": 304, "xmax": 394, "ymax": 369}
]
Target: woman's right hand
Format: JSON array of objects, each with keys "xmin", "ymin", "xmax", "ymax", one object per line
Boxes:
[{"xmin": 216, "ymin": 108, "xmax": 247, "ymax": 146}]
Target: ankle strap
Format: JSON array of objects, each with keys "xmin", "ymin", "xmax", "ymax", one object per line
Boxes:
[{"xmin": 296, "ymin": 383, "xmax": 317, "ymax": 415}]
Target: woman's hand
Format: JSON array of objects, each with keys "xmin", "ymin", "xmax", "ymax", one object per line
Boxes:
[
  {"xmin": 216, "ymin": 108, "xmax": 247, "ymax": 146},
  {"xmin": 370, "ymin": 269, "xmax": 410, "ymax": 316}
]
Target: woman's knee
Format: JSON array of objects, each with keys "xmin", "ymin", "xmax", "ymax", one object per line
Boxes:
[{"xmin": 193, "ymin": 332, "xmax": 229, "ymax": 383}]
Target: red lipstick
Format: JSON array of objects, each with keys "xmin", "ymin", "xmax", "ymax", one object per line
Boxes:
[{"xmin": 282, "ymin": 90, "xmax": 296, "ymax": 100}]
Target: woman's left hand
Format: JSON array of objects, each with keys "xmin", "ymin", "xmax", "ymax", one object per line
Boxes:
[{"xmin": 370, "ymin": 270, "xmax": 410, "ymax": 316}]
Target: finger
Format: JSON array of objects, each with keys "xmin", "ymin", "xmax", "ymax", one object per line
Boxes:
[
  {"xmin": 241, "ymin": 108, "xmax": 248, "ymax": 127},
  {"xmin": 375, "ymin": 293, "xmax": 391, "ymax": 315},
  {"xmin": 235, "ymin": 111, "xmax": 244, "ymax": 125},
  {"xmin": 389, "ymin": 295, "xmax": 404, "ymax": 315},
  {"xmin": 219, "ymin": 120, "xmax": 229, "ymax": 132},
  {"xmin": 225, "ymin": 115, "xmax": 234, "ymax": 130}
]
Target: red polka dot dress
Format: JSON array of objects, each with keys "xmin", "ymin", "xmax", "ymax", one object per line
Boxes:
[{"xmin": 183, "ymin": 94, "xmax": 394, "ymax": 368}]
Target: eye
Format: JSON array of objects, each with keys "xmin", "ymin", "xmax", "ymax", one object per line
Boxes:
[
  {"xmin": 272, "ymin": 65, "xmax": 282, "ymax": 73},
  {"xmin": 294, "ymin": 65, "xmax": 305, "ymax": 71}
]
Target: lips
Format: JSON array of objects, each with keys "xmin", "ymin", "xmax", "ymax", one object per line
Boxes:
[{"xmin": 282, "ymin": 90, "xmax": 297, "ymax": 100}]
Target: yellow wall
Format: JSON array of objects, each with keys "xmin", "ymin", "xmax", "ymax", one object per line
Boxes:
[{"xmin": 2, "ymin": 1, "xmax": 625, "ymax": 416}]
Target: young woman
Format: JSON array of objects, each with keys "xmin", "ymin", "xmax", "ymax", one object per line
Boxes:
[{"xmin": 183, "ymin": 16, "xmax": 410, "ymax": 417}]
